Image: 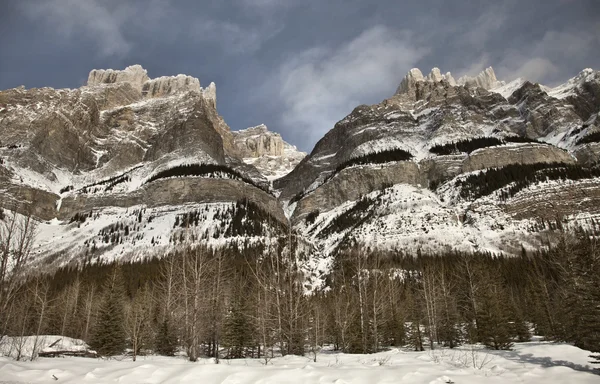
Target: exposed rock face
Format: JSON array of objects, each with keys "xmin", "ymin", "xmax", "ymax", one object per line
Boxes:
[
  {"xmin": 395, "ymin": 67, "xmax": 457, "ymax": 98},
  {"xmin": 59, "ymin": 178, "xmax": 286, "ymax": 224},
  {"xmin": 82, "ymin": 82, "xmax": 142, "ymax": 110},
  {"xmin": 142, "ymin": 75, "xmax": 201, "ymax": 98},
  {"xmin": 504, "ymin": 179, "xmax": 600, "ymax": 220},
  {"xmin": 291, "ymin": 143, "xmax": 574, "ymax": 220},
  {"xmin": 234, "ymin": 125, "xmax": 285, "ymax": 157},
  {"xmin": 294, "ymin": 161, "xmax": 422, "ymax": 222},
  {"xmin": 203, "ymin": 82, "xmax": 217, "ymax": 108},
  {"xmin": 87, "ymin": 65, "xmax": 150, "ymax": 91},
  {"xmin": 461, "ymin": 143, "xmax": 575, "ymax": 172},
  {"xmin": 232, "ymin": 125, "xmax": 306, "ymax": 180},
  {"xmin": 0, "ymin": 86, "xmax": 103, "ymax": 173},
  {"xmin": 457, "ymin": 67, "xmax": 503, "ymax": 90}
]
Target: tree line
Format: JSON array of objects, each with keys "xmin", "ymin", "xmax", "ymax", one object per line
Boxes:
[
  {"xmin": 1, "ymin": 209, "xmax": 599, "ymax": 364},
  {"xmin": 429, "ymin": 136, "xmax": 541, "ymax": 156},
  {"xmin": 457, "ymin": 162, "xmax": 600, "ymax": 200},
  {"xmin": 144, "ymin": 163, "xmax": 268, "ymax": 192},
  {"xmin": 576, "ymin": 131, "xmax": 600, "ymax": 145},
  {"xmin": 288, "ymin": 148, "xmax": 413, "ymax": 204}
]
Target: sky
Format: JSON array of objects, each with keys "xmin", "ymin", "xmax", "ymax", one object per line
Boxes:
[{"xmin": 0, "ymin": 0, "xmax": 599, "ymax": 152}]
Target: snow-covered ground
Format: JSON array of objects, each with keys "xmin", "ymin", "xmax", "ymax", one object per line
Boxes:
[{"xmin": 0, "ymin": 338, "xmax": 597, "ymax": 383}]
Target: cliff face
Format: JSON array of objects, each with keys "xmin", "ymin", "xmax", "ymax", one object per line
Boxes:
[
  {"xmin": 87, "ymin": 65, "xmax": 150, "ymax": 91},
  {"xmin": 234, "ymin": 125, "xmax": 285, "ymax": 157},
  {"xmin": 232, "ymin": 125, "xmax": 306, "ymax": 181},
  {"xmin": 276, "ymin": 66, "xmax": 600, "ymax": 264},
  {"xmin": 0, "ymin": 65, "xmax": 287, "ymax": 267}
]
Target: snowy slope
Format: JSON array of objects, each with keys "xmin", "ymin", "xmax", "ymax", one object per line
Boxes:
[{"xmin": 0, "ymin": 339, "xmax": 598, "ymax": 384}]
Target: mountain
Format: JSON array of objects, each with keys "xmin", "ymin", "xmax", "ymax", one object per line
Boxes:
[
  {"xmin": 1, "ymin": 65, "xmax": 599, "ymax": 285},
  {"xmin": 232, "ymin": 124, "xmax": 306, "ymax": 181},
  {"xmin": 275, "ymin": 66, "xmax": 600, "ymax": 265},
  {"xmin": 0, "ymin": 65, "xmax": 289, "ymax": 268}
]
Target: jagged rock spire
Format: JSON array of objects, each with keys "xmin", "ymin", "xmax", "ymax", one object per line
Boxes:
[
  {"xmin": 457, "ymin": 67, "xmax": 502, "ymax": 90},
  {"xmin": 395, "ymin": 67, "xmax": 457, "ymax": 97},
  {"xmin": 395, "ymin": 66, "xmax": 506, "ymax": 98}
]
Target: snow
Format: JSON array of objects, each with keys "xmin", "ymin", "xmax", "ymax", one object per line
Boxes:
[
  {"xmin": 296, "ymin": 176, "xmax": 587, "ymax": 269},
  {"xmin": 490, "ymin": 78, "xmax": 526, "ymax": 99},
  {"xmin": 548, "ymin": 68, "xmax": 596, "ymax": 100},
  {"xmin": 0, "ymin": 336, "xmax": 90, "ymax": 361},
  {"xmin": 0, "ymin": 339, "xmax": 598, "ymax": 383},
  {"xmin": 30, "ymin": 201, "xmax": 281, "ymax": 268}
]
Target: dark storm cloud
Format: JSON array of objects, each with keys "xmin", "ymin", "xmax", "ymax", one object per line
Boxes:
[{"xmin": 0, "ymin": 0, "xmax": 598, "ymax": 151}]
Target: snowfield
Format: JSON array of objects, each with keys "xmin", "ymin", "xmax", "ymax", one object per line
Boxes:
[{"xmin": 0, "ymin": 338, "xmax": 598, "ymax": 383}]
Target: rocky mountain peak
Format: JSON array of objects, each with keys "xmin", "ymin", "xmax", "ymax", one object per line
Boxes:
[
  {"xmin": 233, "ymin": 124, "xmax": 286, "ymax": 157},
  {"xmin": 141, "ymin": 74, "xmax": 201, "ymax": 98},
  {"xmin": 393, "ymin": 66, "xmax": 505, "ymax": 103},
  {"xmin": 87, "ymin": 64, "xmax": 150, "ymax": 91},
  {"xmin": 232, "ymin": 125, "xmax": 306, "ymax": 180},
  {"xmin": 87, "ymin": 65, "xmax": 214, "ymax": 103},
  {"xmin": 395, "ymin": 67, "xmax": 457, "ymax": 97},
  {"xmin": 203, "ymin": 82, "xmax": 217, "ymax": 108},
  {"xmin": 457, "ymin": 66, "xmax": 503, "ymax": 90}
]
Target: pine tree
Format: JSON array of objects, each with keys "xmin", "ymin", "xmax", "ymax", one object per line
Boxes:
[
  {"xmin": 222, "ymin": 300, "xmax": 254, "ymax": 358},
  {"xmin": 155, "ymin": 318, "xmax": 178, "ymax": 356},
  {"xmin": 89, "ymin": 267, "xmax": 127, "ymax": 357},
  {"xmin": 477, "ymin": 282, "xmax": 513, "ymax": 350}
]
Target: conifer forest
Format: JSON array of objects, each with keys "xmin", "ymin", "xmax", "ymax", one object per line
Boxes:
[{"xmin": 1, "ymin": 211, "xmax": 599, "ymax": 364}]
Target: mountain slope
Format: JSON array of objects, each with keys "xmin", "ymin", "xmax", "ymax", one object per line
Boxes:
[
  {"xmin": 275, "ymin": 67, "xmax": 600, "ymax": 265},
  {"xmin": 0, "ymin": 65, "xmax": 287, "ymax": 267}
]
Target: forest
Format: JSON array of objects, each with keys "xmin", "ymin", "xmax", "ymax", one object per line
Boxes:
[
  {"xmin": 429, "ymin": 136, "xmax": 541, "ymax": 156},
  {"xmin": 145, "ymin": 163, "xmax": 268, "ymax": 192},
  {"xmin": 577, "ymin": 131, "xmax": 600, "ymax": 145},
  {"xmin": 1, "ymin": 209, "xmax": 599, "ymax": 364},
  {"xmin": 456, "ymin": 162, "xmax": 600, "ymax": 200}
]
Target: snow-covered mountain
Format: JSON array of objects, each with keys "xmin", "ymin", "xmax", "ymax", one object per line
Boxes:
[
  {"xmin": 275, "ymin": 66, "xmax": 600, "ymax": 274},
  {"xmin": 1, "ymin": 65, "xmax": 599, "ymax": 282},
  {"xmin": 232, "ymin": 124, "xmax": 306, "ymax": 181},
  {"xmin": 0, "ymin": 65, "xmax": 287, "ymax": 268}
]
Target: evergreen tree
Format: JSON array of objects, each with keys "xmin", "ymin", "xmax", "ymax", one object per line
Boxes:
[
  {"xmin": 477, "ymin": 281, "xmax": 513, "ymax": 350},
  {"xmin": 89, "ymin": 267, "xmax": 127, "ymax": 356},
  {"xmin": 155, "ymin": 318, "xmax": 178, "ymax": 356},
  {"xmin": 222, "ymin": 298, "xmax": 255, "ymax": 358}
]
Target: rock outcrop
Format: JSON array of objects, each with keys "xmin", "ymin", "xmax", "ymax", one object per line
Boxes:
[
  {"xmin": 395, "ymin": 67, "xmax": 457, "ymax": 98},
  {"xmin": 233, "ymin": 125, "xmax": 285, "ymax": 157},
  {"xmin": 142, "ymin": 75, "xmax": 201, "ymax": 98},
  {"xmin": 457, "ymin": 67, "xmax": 503, "ymax": 90},
  {"xmin": 232, "ymin": 125, "xmax": 306, "ymax": 180},
  {"xmin": 87, "ymin": 64, "xmax": 150, "ymax": 91}
]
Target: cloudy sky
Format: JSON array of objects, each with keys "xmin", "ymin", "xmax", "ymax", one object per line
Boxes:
[{"xmin": 1, "ymin": 0, "xmax": 598, "ymax": 152}]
